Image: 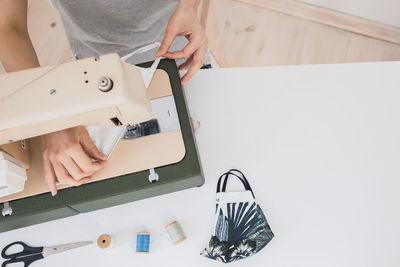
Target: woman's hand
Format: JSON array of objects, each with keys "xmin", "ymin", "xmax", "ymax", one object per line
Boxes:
[
  {"xmin": 41, "ymin": 126, "xmax": 107, "ymax": 196},
  {"xmin": 156, "ymin": 0, "xmax": 207, "ymax": 86}
]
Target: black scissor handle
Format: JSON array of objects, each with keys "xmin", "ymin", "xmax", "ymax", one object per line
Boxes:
[
  {"xmin": 2, "ymin": 253, "xmax": 44, "ymax": 267},
  {"xmin": 1, "ymin": 241, "xmax": 43, "ymax": 259}
]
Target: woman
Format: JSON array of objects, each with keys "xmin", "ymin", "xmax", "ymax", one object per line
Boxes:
[{"xmin": 0, "ymin": 0, "xmax": 207, "ymax": 195}]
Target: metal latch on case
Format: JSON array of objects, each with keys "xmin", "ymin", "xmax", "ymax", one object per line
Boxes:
[{"xmin": 2, "ymin": 202, "xmax": 12, "ymax": 216}]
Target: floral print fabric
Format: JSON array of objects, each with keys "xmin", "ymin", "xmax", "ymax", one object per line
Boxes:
[{"xmin": 201, "ymin": 193, "xmax": 274, "ymax": 263}]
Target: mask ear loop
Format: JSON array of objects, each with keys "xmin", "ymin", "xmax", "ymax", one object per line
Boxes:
[
  {"xmin": 216, "ymin": 169, "xmax": 255, "ymax": 198},
  {"xmin": 223, "ymin": 170, "xmax": 255, "ymax": 198},
  {"xmin": 121, "ymin": 42, "xmax": 162, "ymax": 88},
  {"xmin": 223, "ymin": 169, "xmax": 253, "ymax": 192},
  {"xmin": 121, "ymin": 41, "xmax": 161, "ymax": 61}
]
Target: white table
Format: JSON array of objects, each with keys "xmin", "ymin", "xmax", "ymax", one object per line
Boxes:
[{"xmin": 1, "ymin": 61, "xmax": 400, "ymax": 267}]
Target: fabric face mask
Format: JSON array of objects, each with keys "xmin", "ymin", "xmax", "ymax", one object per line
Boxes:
[{"xmin": 201, "ymin": 169, "xmax": 274, "ymax": 263}]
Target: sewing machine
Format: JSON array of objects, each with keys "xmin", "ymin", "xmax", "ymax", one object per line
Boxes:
[{"xmin": 0, "ymin": 55, "xmax": 203, "ymax": 232}]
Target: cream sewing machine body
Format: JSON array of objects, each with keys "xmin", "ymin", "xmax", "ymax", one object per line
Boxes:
[
  {"xmin": 0, "ymin": 53, "xmax": 151, "ymax": 144},
  {"xmin": 0, "ymin": 54, "xmax": 187, "ymax": 202}
]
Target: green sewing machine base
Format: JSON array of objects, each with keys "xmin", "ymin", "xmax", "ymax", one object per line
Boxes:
[{"xmin": 0, "ymin": 59, "xmax": 204, "ymax": 233}]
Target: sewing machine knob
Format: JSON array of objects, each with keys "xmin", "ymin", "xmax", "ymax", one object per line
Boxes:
[{"xmin": 98, "ymin": 77, "xmax": 114, "ymax": 92}]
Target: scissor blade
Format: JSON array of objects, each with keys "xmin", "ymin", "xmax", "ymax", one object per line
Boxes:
[{"xmin": 43, "ymin": 241, "xmax": 93, "ymax": 257}]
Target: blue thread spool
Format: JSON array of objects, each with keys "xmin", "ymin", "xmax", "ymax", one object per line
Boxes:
[{"xmin": 136, "ymin": 232, "xmax": 150, "ymax": 253}]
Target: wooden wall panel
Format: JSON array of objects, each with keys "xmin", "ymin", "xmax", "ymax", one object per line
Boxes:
[
  {"xmin": 235, "ymin": 0, "xmax": 400, "ymax": 44},
  {"xmin": 345, "ymin": 34, "xmax": 400, "ymax": 63},
  {"xmin": 27, "ymin": 0, "xmax": 73, "ymax": 66},
  {"xmin": 0, "ymin": 0, "xmax": 72, "ymax": 75},
  {"xmin": 204, "ymin": 0, "xmax": 400, "ymax": 67},
  {"xmin": 1, "ymin": 0, "xmax": 400, "ymax": 74}
]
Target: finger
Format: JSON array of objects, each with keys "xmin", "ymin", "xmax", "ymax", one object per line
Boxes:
[
  {"xmin": 67, "ymin": 146, "xmax": 106, "ymax": 173},
  {"xmin": 156, "ymin": 29, "xmax": 176, "ymax": 57},
  {"xmin": 178, "ymin": 56, "xmax": 193, "ymax": 70},
  {"xmin": 43, "ymin": 156, "xmax": 58, "ymax": 196},
  {"xmin": 78, "ymin": 127, "xmax": 106, "ymax": 160},
  {"xmin": 181, "ymin": 44, "xmax": 207, "ymax": 85},
  {"xmin": 58, "ymin": 155, "xmax": 93, "ymax": 180},
  {"xmin": 52, "ymin": 160, "xmax": 90, "ymax": 186},
  {"xmin": 163, "ymin": 37, "xmax": 202, "ymax": 59}
]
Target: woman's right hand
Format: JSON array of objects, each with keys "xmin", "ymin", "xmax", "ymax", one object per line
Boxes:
[{"xmin": 41, "ymin": 126, "xmax": 107, "ymax": 196}]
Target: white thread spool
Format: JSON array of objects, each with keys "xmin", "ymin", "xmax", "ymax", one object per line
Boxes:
[
  {"xmin": 165, "ymin": 221, "xmax": 186, "ymax": 245},
  {"xmin": 97, "ymin": 234, "xmax": 114, "ymax": 249}
]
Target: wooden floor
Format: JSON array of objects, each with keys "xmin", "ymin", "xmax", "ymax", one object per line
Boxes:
[
  {"xmin": 203, "ymin": 0, "xmax": 400, "ymax": 67},
  {"xmin": 0, "ymin": 0, "xmax": 72, "ymax": 73},
  {"xmin": 26, "ymin": 0, "xmax": 73, "ymax": 66},
  {"xmin": 1, "ymin": 0, "xmax": 400, "ymax": 73}
]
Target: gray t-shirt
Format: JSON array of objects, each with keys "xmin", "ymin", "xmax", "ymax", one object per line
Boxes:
[{"xmin": 49, "ymin": 0, "xmax": 187, "ymax": 64}]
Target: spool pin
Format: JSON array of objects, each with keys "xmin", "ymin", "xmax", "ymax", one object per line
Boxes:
[
  {"xmin": 136, "ymin": 232, "xmax": 150, "ymax": 253},
  {"xmin": 97, "ymin": 234, "xmax": 114, "ymax": 249},
  {"xmin": 165, "ymin": 221, "xmax": 186, "ymax": 245}
]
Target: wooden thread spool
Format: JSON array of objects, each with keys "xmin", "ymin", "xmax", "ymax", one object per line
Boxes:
[
  {"xmin": 165, "ymin": 221, "xmax": 186, "ymax": 245},
  {"xmin": 136, "ymin": 232, "xmax": 150, "ymax": 253},
  {"xmin": 97, "ymin": 234, "xmax": 114, "ymax": 249}
]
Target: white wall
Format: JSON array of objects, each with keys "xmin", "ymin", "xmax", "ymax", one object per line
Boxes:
[{"xmin": 300, "ymin": 0, "xmax": 400, "ymax": 27}]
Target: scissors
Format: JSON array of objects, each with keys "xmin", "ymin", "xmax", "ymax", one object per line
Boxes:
[{"xmin": 1, "ymin": 240, "xmax": 92, "ymax": 267}]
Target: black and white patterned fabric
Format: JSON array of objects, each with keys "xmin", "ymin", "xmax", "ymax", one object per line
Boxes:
[{"xmin": 201, "ymin": 169, "xmax": 274, "ymax": 263}]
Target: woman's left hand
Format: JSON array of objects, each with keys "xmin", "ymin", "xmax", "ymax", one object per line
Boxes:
[{"xmin": 156, "ymin": 1, "xmax": 208, "ymax": 86}]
